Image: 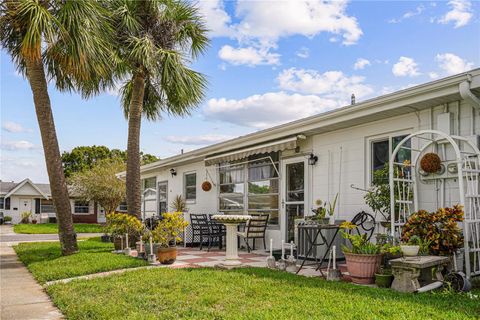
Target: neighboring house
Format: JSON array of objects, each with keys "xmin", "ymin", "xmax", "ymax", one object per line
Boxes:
[
  {"xmin": 0, "ymin": 179, "xmax": 106, "ymax": 224},
  {"xmin": 118, "ymin": 69, "xmax": 480, "ymax": 252}
]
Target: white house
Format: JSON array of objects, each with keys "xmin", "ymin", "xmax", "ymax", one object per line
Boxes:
[
  {"xmin": 0, "ymin": 179, "xmax": 106, "ymax": 224},
  {"xmin": 119, "ymin": 70, "xmax": 480, "ymax": 265}
]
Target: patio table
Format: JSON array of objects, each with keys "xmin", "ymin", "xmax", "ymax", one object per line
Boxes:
[{"xmin": 296, "ymin": 223, "xmax": 342, "ymax": 276}]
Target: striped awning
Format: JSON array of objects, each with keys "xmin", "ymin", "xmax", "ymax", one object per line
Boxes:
[{"xmin": 204, "ymin": 136, "xmax": 299, "ymax": 166}]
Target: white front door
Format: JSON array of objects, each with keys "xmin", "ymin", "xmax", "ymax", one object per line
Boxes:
[
  {"xmin": 19, "ymin": 198, "xmax": 32, "ymax": 214},
  {"xmin": 281, "ymin": 157, "xmax": 308, "ymax": 242}
]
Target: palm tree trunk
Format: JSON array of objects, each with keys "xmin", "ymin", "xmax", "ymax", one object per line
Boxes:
[
  {"xmin": 126, "ymin": 72, "xmax": 145, "ymax": 218},
  {"xmin": 25, "ymin": 58, "xmax": 78, "ymax": 255}
]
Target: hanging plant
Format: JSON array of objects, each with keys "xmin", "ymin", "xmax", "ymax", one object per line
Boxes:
[
  {"xmin": 202, "ymin": 181, "xmax": 212, "ymax": 192},
  {"xmin": 420, "ymin": 152, "xmax": 442, "ymax": 173}
]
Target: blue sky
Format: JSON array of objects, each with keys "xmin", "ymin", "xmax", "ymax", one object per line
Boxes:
[{"xmin": 1, "ymin": 0, "xmax": 479, "ymax": 183}]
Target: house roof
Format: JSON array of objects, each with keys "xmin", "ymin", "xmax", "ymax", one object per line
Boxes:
[
  {"xmin": 117, "ymin": 68, "xmax": 480, "ymax": 177},
  {"xmin": 0, "ymin": 179, "xmax": 51, "ymax": 199}
]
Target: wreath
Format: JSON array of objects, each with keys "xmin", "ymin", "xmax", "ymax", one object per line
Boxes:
[
  {"xmin": 420, "ymin": 152, "xmax": 442, "ymax": 173},
  {"xmin": 201, "ymin": 181, "xmax": 212, "ymax": 192}
]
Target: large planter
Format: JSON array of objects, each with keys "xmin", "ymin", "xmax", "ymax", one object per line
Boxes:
[
  {"xmin": 157, "ymin": 247, "xmax": 177, "ymax": 265},
  {"xmin": 113, "ymin": 237, "xmax": 123, "ymax": 251},
  {"xmin": 344, "ymin": 252, "xmax": 382, "ymax": 284}
]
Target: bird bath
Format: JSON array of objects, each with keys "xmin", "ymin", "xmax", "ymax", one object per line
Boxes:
[{"xmin": 212, "ymin": 215, "xmax": 251, "ymax": 267}]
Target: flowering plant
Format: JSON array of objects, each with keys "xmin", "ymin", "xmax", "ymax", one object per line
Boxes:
[
  {"xmin": 152, "ymin": 212, "xmax": 188, "ymax": 248},
  {"xmin": 339, "ymin": 222, "xmax": 381, "ymax": 255},
  {"xmin": 104, "ymin": 213, "xmax": 144, "ymax": 238}
]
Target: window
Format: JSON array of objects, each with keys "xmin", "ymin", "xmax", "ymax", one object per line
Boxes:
[
  {"xmin": 184, "ymin": 173, "xmax": 197, "ymax": 202},
  {"xmin": 0, "ymin": 197, "xmax": 4, "ymax": 210},
  {"xmin": 371, "ymin": 134, "xmax": 411, "ymax": 183},
  {"xmin": 74, "ymin": 201, "xmax": 90, "ymax": 214},
  {"xmin": 218, "ymin": 152, "xmax": 280, "ymax": 225},
  {"xmin": 142, "ymin": 177, "xmax": 157, "ymax": 191},
  {"xmin": 118, "ymin": 201, "xmax": 128, "ymax": 212},
  {"xmin": 40, "ymin": 199, "xmax": 55, "ymax": 213}
]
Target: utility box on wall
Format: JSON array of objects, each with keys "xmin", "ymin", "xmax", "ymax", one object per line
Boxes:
[{"xmin": 437, "ymin": 112, "xmax": 452, "ymax": 135}]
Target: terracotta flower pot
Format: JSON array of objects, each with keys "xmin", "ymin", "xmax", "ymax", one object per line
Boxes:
[
  {"xmin": 157, "ymin": 247, "xmax": 177, "ymax": 265},
  {"xmin": 344, "ymin": 252, "xmax": 382, "ymax": 284}
]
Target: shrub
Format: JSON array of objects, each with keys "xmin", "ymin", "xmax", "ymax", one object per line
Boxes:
[
  {"xmin": 20, "ymin": 211, "xmax": 32, "ymax": 224},
  {"xmin": 401, "ymin": 205, "xmax": 464, "ymax": 255},
  {"xmin": 4, "ymin": 216, "xmax": 12, "ymax": 222},
  {"xmin": 104, "ymin": 213, "xmax": 144, "ymax": 238},
  {"xmin": 152, "ymin": 212, "xmax": 188, "ymax": 248}
]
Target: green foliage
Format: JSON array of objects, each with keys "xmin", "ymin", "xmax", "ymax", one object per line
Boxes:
[
  {"xmin": 46, "ymin": 268, "xmax": 480, "ymax": 319},
  {"xmin": 14, "ymin": 223, "xmax": 102, "ymax": 234},
  {"xmin": 69, "ymin": 159, "xmax": 126, "ymax": 214},
  {"xmin": 13, "ymin": 238, "xmax": 147, "ymax": 284},
  {"xmin": 62, "ymin": 145, "xmax": 158, "ymax": 177},
  {"xmin": 170, "ymin": 195, "xmax": 187, "ymax": 212},
  {"xmin": 152, "ymin": 212, "xmax": 188, "ymax": 247},
  {"xmin": 20, "ymin": 211, "xmax": 32, "ymax": 224},
  {"xmin": 4, "ymin": 216, "xmax": 12, "ymax": 222},
  {"xmin": 104, "ymin": 213, "xmax": 144, "ymax": 238},
  {"xmin": 108, "ymin": 0, "xmax": 210, "ymax": 120},
  {"xmin": 402, "ymin": 205, "xmax": 464, "ymax": 255},
  {"xmin": 340, "ymin": 222, "xmax": 381, "ymax": 255}
]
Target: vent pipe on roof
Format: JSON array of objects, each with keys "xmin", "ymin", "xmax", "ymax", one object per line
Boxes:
[
  {"xmin": 351, "ymin": 93, "xmax": 356, "ymax": 105},
  {"xmin": 459, "ymin": 74, "xmax": 480, "ymax": 111}
]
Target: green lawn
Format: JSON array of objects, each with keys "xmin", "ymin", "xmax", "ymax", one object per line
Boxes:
[
  {"xmin": 13, "ymin": 223, "xmax": 103, "ymax": 234},
  {"xmin": 46, "ymin": 267, "xmax": 479, "ymax": 320},
  {"xmin": 14, "ymin": 238, "xmax": 147, "ymax": 284}
]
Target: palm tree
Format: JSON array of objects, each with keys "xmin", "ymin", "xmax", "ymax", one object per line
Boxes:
[
  {"xmin": 109, "ymin": 0, "xmax": 209, "ymax": 217},
  {"xmin": 0, "ymin": 0, "xmax": 114, "ymax": 255}
]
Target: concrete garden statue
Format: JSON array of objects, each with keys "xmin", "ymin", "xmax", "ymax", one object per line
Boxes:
[{"xmin": 151, "ymin": 212, "xmax": 188, "ymax": 264}]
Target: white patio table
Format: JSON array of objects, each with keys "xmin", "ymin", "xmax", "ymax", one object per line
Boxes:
[{"xmin": 212, "ymin": 215, "xmax": 251, "ymax": 267}]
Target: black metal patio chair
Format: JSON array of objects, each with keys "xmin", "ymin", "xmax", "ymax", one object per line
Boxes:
[
  {"xmin": 350, "ymin": 211, "xmax": 376, "ymax": 241},
  {"xmin": 190, "ymin": 214, "xmax": 225, "ymax": 251},
  {"xmin": 237, "ymin": 213, "xmax": 269, "ymax": 253}
]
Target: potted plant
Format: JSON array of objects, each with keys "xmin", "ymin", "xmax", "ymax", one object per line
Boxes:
[
  {"xmin": 340, "ymin": 221, "xmax": 383, "ymax": 284},
  {"xmin": 4, "ymin": 216, "xmax": 12, "ymax": 225},
  {"xmin": 20, "ymin": 211, "xmax": 31, "ymax": 224},
  {"xmin": 103, "ymin": 213, "xmax": 143, "ymax": 250},
  {"xmin": 400, "ymin": 235, "xmax": 421, "ymax": 257},
  {"xmin": 31, "ymin": 218, "xmax": 38, "ymax": 224},
  {"xmin": 375, "ymin": 267, "xmax": 394, "ymax": 288},
  {"xmin": 375, "ymin": 242, "xmax": 400, "ymax": 288},
  {"xmin": 151, "ymin": 212, "xmax": 188, "ymax": 264}
]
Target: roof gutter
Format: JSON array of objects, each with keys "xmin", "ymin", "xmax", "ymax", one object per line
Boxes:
[{"xmin": 459, "ymin": 74, "xmax": 480, "ymax": 110}]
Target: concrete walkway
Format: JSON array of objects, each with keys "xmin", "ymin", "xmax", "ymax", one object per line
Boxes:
[{"xmin": 1, "ymin": 243, "xmax": 63, "ymax": 320}]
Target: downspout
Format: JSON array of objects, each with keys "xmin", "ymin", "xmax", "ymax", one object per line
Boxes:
[{"xmin": 459, "ymin": 75, "xmax": 480, "ymax": 110}]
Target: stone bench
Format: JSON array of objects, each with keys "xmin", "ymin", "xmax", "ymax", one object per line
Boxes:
[{"xmin": 390, "ymin": 256, "xmax": 450, "ymax": 293}]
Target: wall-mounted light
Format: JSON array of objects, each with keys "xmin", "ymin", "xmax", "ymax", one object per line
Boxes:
[
  {"xmin": 170, "ymin": 168, "xmax": 177, "ymax": 177},
  {"xmin": 308, "ymin": 153, "xmax": 318, "ymax": 165}
]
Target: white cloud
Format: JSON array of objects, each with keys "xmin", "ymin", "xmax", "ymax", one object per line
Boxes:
[
  {"xmin": 0, "ymin": 155, "xmax": 47, "ymax": 183},
  {"xmin": 218, "ymin": 45, "xmax": 280, "ymax": 66},
  {"xmin": 164, "ymin": 134, "xmax": 235, "ymax": 146},
  {"xmin": 435, "ymin": 53, "xmax": 474, "ymax": 75},
  {"xmin": 1, "ymin": 140, "xmax": 35, "ymax": 151},
  {"xmin": 205, "ymin": 92, "xmax": 340, "ymax": 129},
  {"xmin": 388, "ymin": 5, "xmax": 425, "ymax": 23},
  {"xmin": 2, "ymin": 121, "xmax": 31, "ymax": 133},
  {"xmin": 429, "ymin": 72, "xmax": 440, "ymax": 79},
  {"xmin": 277, "ymin": 68, "xmax": 374, "ymax": 99},
  {"xmin": 392, "ymin": 57, "xmax": 421, "ymax": 77},
  {"xmin": 197, "ymin": 0, "xmax": 233, "ymax": 37},
  {"xmin": 353, "ymin": 58, "xmax": 371, "ymax": 70},
  {"xmin": 296, "ymin": 47, "xmax": 310, "ymax": 59},
  {"xmin": 438, "ymin": 0, "xmax": 473, "ymax": 28}
]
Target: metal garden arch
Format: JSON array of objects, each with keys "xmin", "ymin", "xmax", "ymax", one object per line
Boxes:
[{"xmin": 389, "ymin": 129, "xmax": 480, "ymax": 278}]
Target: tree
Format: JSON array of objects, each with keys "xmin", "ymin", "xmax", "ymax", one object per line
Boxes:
[
  {"xmin": 69, "ymin": 159, "xmax": 126, "ymax": 215},
  {"xmin": 62, "ymin": 145, "xmax": 159, "ymax": 177},
  {"xmin": 109, "ymin": 0, "xmax": 209, "ymax": 217},
  {"xmin": 0, "ymin": 0, "xmax": 114, "ymax": 254}
]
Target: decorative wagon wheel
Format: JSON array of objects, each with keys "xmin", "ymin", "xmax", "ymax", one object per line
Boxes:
[{"xmin": 201, "ymin": 181, "xmax": 212, "ymax": 192}]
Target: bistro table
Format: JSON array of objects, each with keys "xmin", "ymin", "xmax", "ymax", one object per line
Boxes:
[{"xmin": 296, "ymin": 222, "xmax": 343, "ymax": 276}]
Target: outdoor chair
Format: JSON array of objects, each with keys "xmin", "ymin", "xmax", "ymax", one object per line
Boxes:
[
  {"xmin": 350, "ymin": 211, "xmax": 376, "ymax": 241},
  {"xmin": 190, "ymin": 214, "xmax": 225, "ymax": 251},
  {"xmin": 237, "ymin": 213, "xmax": 269, "ymax": 253}
]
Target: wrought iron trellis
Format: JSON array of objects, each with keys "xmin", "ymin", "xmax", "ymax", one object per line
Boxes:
[{"xmin": 389, "ymin": 129, "xmax": 480, "ymax": 279}]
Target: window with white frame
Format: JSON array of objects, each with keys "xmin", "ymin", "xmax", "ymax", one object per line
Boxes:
[
  {"xmin": 0, "ymin": 197, "xmax": 4, "ymax": 210},
  {"xmin": 142, "ymin": 177, "xmax": 157, "ymax": 191},
  {"xmin": 370, "ymin": 134, "xmax": 411, "ymax": 183},
  {"xmin": 118, "ymin": 201, "xmax": 128, "ymax": 212},
  {"xmin": 184, "ymin": 172, "xmax": 197, "ymax": 202},
  {"xmin": 218, "ymin": 152, "xmax": 279, "ymax": 225},
  {"xmin": 74, "ymin": 200, "xmax": 90, "ymax": 214}
]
